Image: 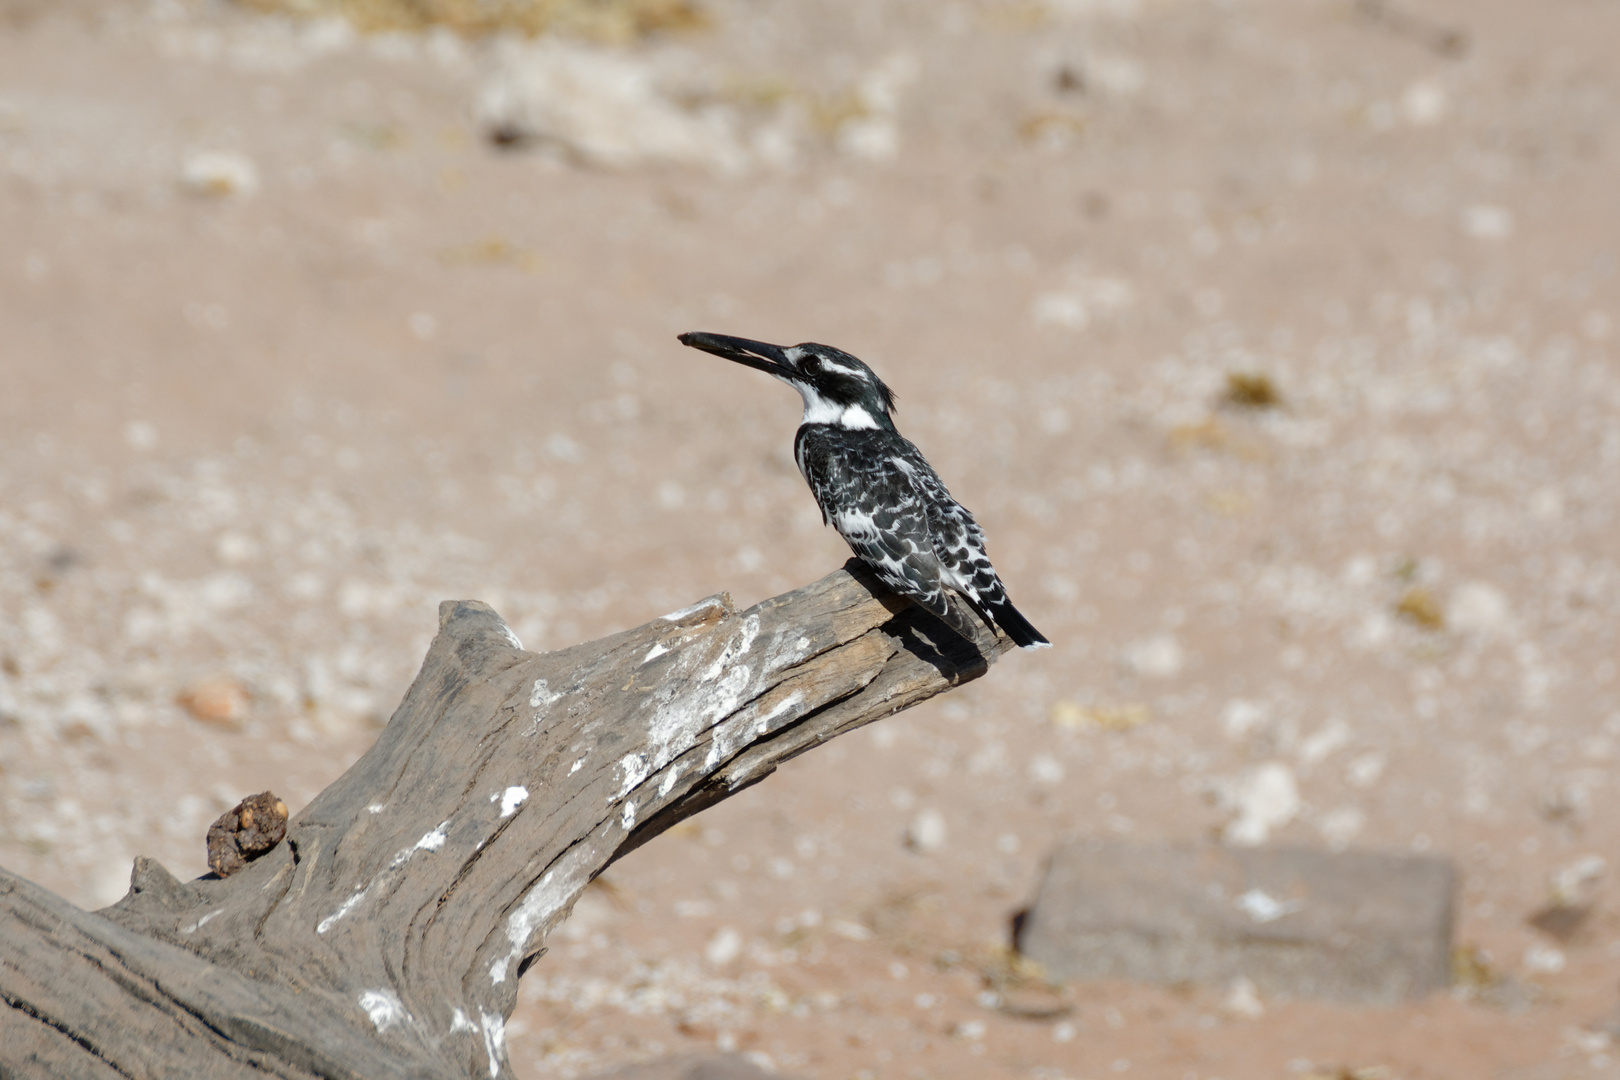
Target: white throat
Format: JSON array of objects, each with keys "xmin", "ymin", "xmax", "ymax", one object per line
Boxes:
[
  {"xmin": 781, "ymin": 378, "xmax": 881, "ymax": 430},
  {"xmin": 801, "ymin": 394, "xmax": 879, "ymax": 430}
]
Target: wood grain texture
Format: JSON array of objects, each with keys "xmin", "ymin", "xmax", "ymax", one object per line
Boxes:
[{"xmin": 2, "ymin": 561, "xmax": 1012, "ymax": 1079}]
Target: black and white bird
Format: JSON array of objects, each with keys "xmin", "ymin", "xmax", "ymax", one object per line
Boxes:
[{"xmin": 678, "ymin": 331, "xmax": 1049, "ymax": 650}]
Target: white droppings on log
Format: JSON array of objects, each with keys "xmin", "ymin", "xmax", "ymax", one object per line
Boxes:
[
  {"xmin": 526, "ymin": 679, "xmax": 561, "ymax": 735},
  {"xmin": 367, "ymin": 802, "xmax": 386, "ymax": 814},
  {"xmin": 1235, "ymin": 888, "xmax": 1303, "ymax": 924},
  {"xmin": 706, "ymin": 689, "xmax": 807, "ymax": 781},
  {"xmin": 449, "ymin": 1007, "xmax": 477, "ymax": 1034},
  {"xmin": 763, "ymin": 630, "xmax": 814, "ymax": 675},
  {"xmin": 698, "ymin": 615, "xmax": 760, "ymax": 682},
  {"xmin": 490, "ymin": 843, "xmax": 594, "ymax": 984},
  {"xmin": 358, "ymin": 988, "xmax": 409, "ymax": 1032},
  {"xmin": 389, "ymin": 820, "xmax": 452, "ymax": 868},
  {"xmin": 495, "ymin": 786, "xmax": 529, "ymax": 818},
  {"xmin": 181, "ymin": 908, "xmax": 223, "ymax": 934},
  {"xmin": 479, "ymin": 1009, "xmax": 506, "ymax": 1078},
  {"xmin": 642, "ymin": 643, "xmax": 669, "ymax": 663},
  {"xmin": 659, "ymin": 595, "xmax": 728, "ymax": 623},
  {"xmin": 710, "ymin": 665, "xmax": 753, "ymax": 710},
  {"xmin": 644, "ymin": 667, "xmax": 751, "ymax": 761},
  {"xmin": 637, "ymin": 661, "xmax": 750, "ymax": 783},
  {"xmin": 499, "ymin": 624, "xmax": 524, "ymax": 651},
  {"xmin": 568, "ymin": 756, "xmax": 585, "ymax": 774},
  {"xmin": 318, "ymin": 885, "xmax": 371, "ymax": 934},
  {"xmin": 615, "ymin": 752, "xmax": 651, "ymax": 798},
  {"xmin": 755, "ymin": 690, "xmax": 805, "ymax": 734},
  {"xmin": 657, "ymin": 764, "xmax": 682, "ymax": 798},
  {"xmin": 528, "ymin": 679, "xmax": 556, "ymax": 709},
  {"xmin": 621, "ymin": 801, "xmax": 637, "ymax": 830},
  {"xmin": 626, "ymin": 614, "xmax": 777, "ymax": 798}
]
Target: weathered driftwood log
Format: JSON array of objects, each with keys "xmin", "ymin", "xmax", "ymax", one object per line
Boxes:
[{"xmin": 0, "ymin": 561, "xmax": 1013, "ymax": 1079}]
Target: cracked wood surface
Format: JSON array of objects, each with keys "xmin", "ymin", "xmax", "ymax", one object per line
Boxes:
[{"xmin": 1, "ymin": 562, "xmax": 1012, "ymax": 1079}]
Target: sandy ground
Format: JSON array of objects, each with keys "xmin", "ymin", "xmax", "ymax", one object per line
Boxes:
[{"xmin": 2, "ymin": 0, "xmax": 1618, "ymax": 1077}]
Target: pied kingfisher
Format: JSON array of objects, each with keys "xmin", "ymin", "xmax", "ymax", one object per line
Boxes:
[{"xmin": 678, "ymin": 331, "xmax": 1050, "ymax": 650}]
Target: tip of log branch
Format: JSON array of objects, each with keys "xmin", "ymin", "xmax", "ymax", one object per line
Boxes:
[
  {"xmin": 438, "ymin": 599, "xmax": 528, "ymax": 651},
  {"xmin": 95, "ymin": 854, "xmax": 209, "ymax": 925}
]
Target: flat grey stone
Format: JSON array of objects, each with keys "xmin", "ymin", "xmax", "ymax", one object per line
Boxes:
[
  {"xmin": 1016, "ymin": 838, "xmax": 1456, "ymax": 1004},
  {"xmin": 582, "ymin": 1053, "xmax": 788, "ymax": 1080}
]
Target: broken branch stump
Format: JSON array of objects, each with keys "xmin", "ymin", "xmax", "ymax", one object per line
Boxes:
[{"xmin": 0, "ymin": 561, "xmax": 1013, "ymax": 1079}]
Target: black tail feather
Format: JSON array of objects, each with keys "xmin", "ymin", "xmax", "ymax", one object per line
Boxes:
[{"xmin": 986, "ymin": 597, "xmax": 1050, "ymax": 649}]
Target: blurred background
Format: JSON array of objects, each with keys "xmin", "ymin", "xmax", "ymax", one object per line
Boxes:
[{"xmin": 0, "ymin": 0, "xmax": 1616, "ymax": 1077}]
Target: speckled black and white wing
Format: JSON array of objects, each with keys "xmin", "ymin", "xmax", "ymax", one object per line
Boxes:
[
  {"xmin": 794, "ymin": 425, "xmax": 980, "ymax": 641},
  {"xmin": 891, "ymin": 441, "xmax": 1049, "ymax": 648}
]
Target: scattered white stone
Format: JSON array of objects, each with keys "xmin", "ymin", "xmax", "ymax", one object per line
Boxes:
[
  {"xmin": 180, "ymin": 150, "xmax": 259, "ymax": 197},
  {"xmin": 407, "ymin": 312, "xmax": 437, "ymax": 340},
  {"xmin": 1316, "ymin": 806, "xmax": 1366, "ymax": 850},
  {"xmin": 177, "ymin": 674, "xmax": 250, "ymax": 727},
  {"xmin": 1451, "ymin": 581, "xmax": 1512, "ymax": 636},
  {"xmin": 1235, "ymin": 888, "xmax": 1303, "ymax": 923},
  {"xmin": 951, "ymin": 1019, "xmax": 987, "ymax": 1041},
  {"xmin": 704, "ymin": 926, "xmax": 743, "ymax": 966},
  {"xmin": 1032, "ymin": 291, "xmax": 1092, "ymax": 330},
  {"xmin": 835, "ymin": 52, "xmax": 917, "ymax": 161},
  {"xmin": 123, "ymin": 421, "xmax": 157, "ymax": 450},
  {"xmin": 1342, "ymin": 554, "xmax": 1379, "ymax": 585},
  {"xmin": 1530, "ymin": 486, "xmax": 1564, "ymax": 521},
  {"xmin": 1564, "ymin": 1027, "xmax": 1614, "ymax": 1059},
  {"xmin": 1346, "ymin": 610, "xmax": 1395, "ymax": 651},
  {"xmin": 214, "ymin": 531, "xmax": 258, "ymax": 566},
  {"xmin": 476, "ymin": 41, "xmax": 749, "ymax": 172},
  {"xmin": 1523, "ymin": 944, "xmax": 1566, "ymax": 974},
  {"xmin": 1223, "ymin": 761, "xmax": 1300, "ymax": 846},
  {"xmin": 1222, "ymin": 699, "xmax": 1271, "ymax": 741},
  {"xmin": 1298, "ymin": 720, "xmax": 1351, "ymax": 766},
  {"xmin": 1125, "ymin": 633, "xmax": 1184, "ymax": 678},
  {"xmin": 1461, "ymin": 204, "xmax": 1514, "ymax": 240},
  {"xmin": 1549, "ymin": 855, "xmax": 1606, "ymax": 906},
  {"xmin": 1027, "ymin": 753, "xmax": 1066, "ymax": 785},
  {"xmin": 1400, "ymin": 78, "xmax": 1448, "ymax": 125},
  {"xmin": 1223, "ymin": 976, "xmax": 1265, "ymax": 1018},
  {"xmin": 1032, "ymin": 275, "xmax": 1135, "ymax": 331},
  {"xmin": 1346, "ymin": 752, "xmax": 1386, "ymax": 789},
  {"xmin": 1086, "ymin": 54, "xmax": 1146, "ymax": 99},
  {"xmin": 905, "ymin": 808, "xmax": 948, "ymax": 854}
]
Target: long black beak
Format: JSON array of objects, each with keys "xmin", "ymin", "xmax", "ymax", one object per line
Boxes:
[{"xmin": 678, "ymin": 332, "xmax": 795, "ymax": 377}]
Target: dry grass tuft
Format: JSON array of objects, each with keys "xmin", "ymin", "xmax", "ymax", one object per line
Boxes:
[
  {"xmin": 234, "ymin": 0, "xmax": 707, "ymax": 42},
  {"xmin": 1395, "ymin": 586, "xmax": 1445, "ymax": 630},
  {"xmin": 1050, "ymin": 700, "xmax": 1151, "ymax": 732},
  {"xmin": 1223, "ymin": 371, "xmax": 1282, "ymax": 409}
]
